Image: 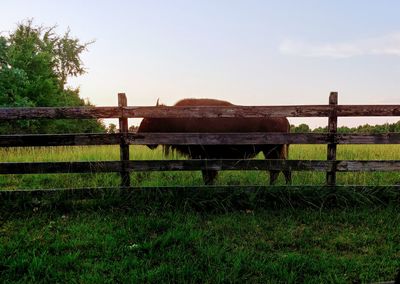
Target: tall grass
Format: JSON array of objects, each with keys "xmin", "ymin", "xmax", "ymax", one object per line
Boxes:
[
  {"xmin": 1, "ymin": 145, "xmax": 400, "ymax": 283},
  {"xmin": 1, "ymin": 145, "xmax": 399, "ymax": 190}
]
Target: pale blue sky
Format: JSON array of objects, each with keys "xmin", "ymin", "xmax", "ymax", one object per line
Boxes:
[{"xmin": 2, "ymin": 0, "xmax": 400, "ymax": 127}]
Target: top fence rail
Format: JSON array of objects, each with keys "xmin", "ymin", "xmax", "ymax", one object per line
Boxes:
[{"xmin": 0, "ymin": 105, "xmax": 400, "ymax": 120}]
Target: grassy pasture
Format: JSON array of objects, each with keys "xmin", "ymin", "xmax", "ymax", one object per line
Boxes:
[
  {"xmin": 1, "ymin": 145, "xmax": 400, "ymax": 283},
  {"xmin": 1, "ymin": 144, "xmax": 400, "ymax": 189}
]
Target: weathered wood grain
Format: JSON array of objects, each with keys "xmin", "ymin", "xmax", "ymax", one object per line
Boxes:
[
  {"xmin": 1, "ymin": 104, "xmax": 399, "ymax": 120},
  {"xmin": 337, "ymin": 133, "xmax": 400, "ymax": 144},
  {"xmin": 128, "ymin": 133, "xmax": 331, "ymax": 145},
  {"xmin": 131, "ymin": 133, "xmax": 400, "ymax": 145},
  {"xmin": 337, "ymin": 161, "xmax": 400, "ymax": 172},
  {"xmin": 119, "ymin": 93, "xmax": 130, "ymax": 187},
  {"xmin": 0, "ymin": 160, "xmax": 329, "ymax": 174},
  {"xmin": 336, "ymin": 105, "xmax": 400, "ymax": 116},
  {"xmin": 327, "ymin": 92, "xmax": 338, "ymax": 186},
  {"xmin": 0, "ymin": 133, "xmax": 121, "ymax": 147},
  {"xmin": 0, "ymin": 107, "xmax": 120, "ymax": 119},
  {"xmin": 123, "ymin": 105, "xmax": 332, "ymax": 118},
  {"xmin": 1, "ymin": 132, "xmax": 400, "ymax": 147},
  {"xmin": 1, "ymin": 159, "xmax": 399, "ymax": 175},
  {"xmin": 0, "ymin": 161, "xmax": 123, "ymax": 174}
]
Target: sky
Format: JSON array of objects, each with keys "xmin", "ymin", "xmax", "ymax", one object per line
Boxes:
[{"xmin": 1, "ymin": 0, "xmax": 400, "ymax": 127}]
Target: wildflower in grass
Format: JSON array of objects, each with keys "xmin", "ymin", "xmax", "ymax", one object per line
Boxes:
[{"xmin": 127, "ymin": 243, "xmax": 140, "ymax": 250}]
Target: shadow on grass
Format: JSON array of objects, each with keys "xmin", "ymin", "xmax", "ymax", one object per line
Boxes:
[{"xmin": 1, "ymin": 185, "xmax": 400, "ymax": 214}]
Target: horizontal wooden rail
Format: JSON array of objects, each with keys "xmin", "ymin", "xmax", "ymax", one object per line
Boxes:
[
  {"xmin": 130, "ymin": 133, "xmax": 400, "ymax": 145},
  {"xmin": 1, "ymin": 133, "xmax": 400, "ymax": 147},
  {"xmin": 0, "ymin": 107, "xmax": 119, "ymax": 119},
  {"xmin": 336, "ymin": 133, "xmax": 400, "ymax": 144},
  {"xmin": 0, "ymin": 133, "xmax": 121, "ymax": 147},
  {"xmin": 337, "ymin": 105, "xmax": 400, "ymax": 117},
  {"xmin": 1, "ymin": 105, "xmax": 399, "ymax": 120},
  {"xmin": 1, "ymin": 160, "xmax": 400, "ymax": 174},
  {"xmin": 129, "ymin": 133, "xmax": 330, "ymax": 145}
]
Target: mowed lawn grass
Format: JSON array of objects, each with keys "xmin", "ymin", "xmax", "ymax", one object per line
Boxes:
[{"xmin": 1, "ymin": 145, "xmax": 400, "ymax": 283}]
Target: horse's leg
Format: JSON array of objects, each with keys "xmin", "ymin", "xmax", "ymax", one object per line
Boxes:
[
  {"xmin": 201, "ymin": 170, "xmax": 218, "ymax": 185},
  {"xmin": 263, "ymin": 147, "xmax": 280, "ymax": 185},
  {"xmin": 283, "ymin": 170, "xmax": 292, "ymax": 184}
]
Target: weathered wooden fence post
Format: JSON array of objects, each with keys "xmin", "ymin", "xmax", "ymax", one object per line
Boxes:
[
  {"xmin": 326, "ymin": 92, "xmax": 338, "ymax": 186},
  {"xmin": 118, "ymin": 93, "xmax": 130, "ymax": 187}
]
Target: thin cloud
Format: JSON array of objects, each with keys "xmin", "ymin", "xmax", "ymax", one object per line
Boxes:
[{"xmin": 279, "ymin": 33, "xmax": 400, "ymax": 58}]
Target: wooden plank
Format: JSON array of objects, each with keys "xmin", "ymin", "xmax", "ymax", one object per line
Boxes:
[
  {"xmin": 0, "ymin": 132, "xmax": 330, "ymax": 147},
  {"xmin": 337, "ymin": 133, "xmax": 400, "ymax": 144},
  {"xmin": 1, "ymin": 159, "xmax": 399, "ymax": 175},
  {"xmin": 337, "ymin": 161, "xmax": 400, "ymax": 172},
  {"xmin": 1, "ymin": 132, "xmax": 400, "ymax": 147},
  {"xmin": 7, "ymin": 159, "xmax": 400, "ymax": 174},
  {"xmin": 131, "ymin": 132, "xmax": 400, "ymax": 145},
  {"xmin": 0, "ymin": 160, "xmax": 332, "ymax": 174},
  {"xmin": 126, "ymin": 105, "xmax": 400, "ymax": 118},
  {"xmin": 0, "ymin": 161, "xmax": 123, "ymax": 174},
  {"xmin": 0, "ymin": 107, "xmax": 120, "ymax": 119},
  {"xmin": 123, "ymin": 105, "xmax": 333, "ymax": 118},
  {"xmin": 128, "ymin": 133, "xmax": 331, "ymax": 145},
  {"xmin": 327, "ymin": 92, "xmax": 338, "ymax": 186},
  {"xmin": 337, "ymin": 105, "xmax": 400, "ymax": 116},
  {"xmin": 126, "ymin": 159, "xmax": 332, "ymax": 172},
  {"xmin": 0, "ymin": 133, "xmax": 121, "ymax": 147},
  {"xmin": 1, "ymin": 104, "xmax": 399, "ymax": 120},
  {"xmin": 118, "ymin": 93, "xmax": 130, "ymax": 187}
]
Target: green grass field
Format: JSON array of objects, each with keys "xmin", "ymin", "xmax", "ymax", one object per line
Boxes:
[
  {"xmin": 1, "ymin": 145, "xmax": 400, "ymax": 283},
  {"xmin": 1, "ymin": 144, "xmax": 400, "ymax": 189}
]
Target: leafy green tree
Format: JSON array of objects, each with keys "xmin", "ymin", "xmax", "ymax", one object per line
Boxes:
[
  {"xmin": 0, "ymin": 20, "xmax": 105, "ymax": 134},
  {"xmin": 106, "ymin": 123, "xmax": 117, "ymax": 134},
  {"xmin": 291, "ymin": 123, "xmax": 311, "ymax": 133}
]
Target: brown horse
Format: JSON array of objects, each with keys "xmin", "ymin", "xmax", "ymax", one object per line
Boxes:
[{"xmin": 138, "ymin": 98, "xmax": 291, "ymax": 185}]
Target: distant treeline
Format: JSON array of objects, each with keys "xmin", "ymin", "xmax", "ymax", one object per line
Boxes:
[
  {"xmin": 291, "ymin": 121, "xmax": 400, "ymax": 133},
  {"xmin": 106, "ymin": 121, "xmax": 400, "ymax": 134}
]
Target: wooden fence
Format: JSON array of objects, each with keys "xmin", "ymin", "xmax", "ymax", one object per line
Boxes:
[{"xmin": 1, "ymin": 92, "xmax": 400, "ymax": 195}]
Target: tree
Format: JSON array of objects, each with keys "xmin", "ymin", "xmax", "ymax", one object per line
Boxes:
[
  {"xmin": 0, "ymin": 20, "xmax": 105, "ymax": 133},
  {"xmin": 106, "ymin": 123, "xmax": 117, "ymax": 134},
  {"xmin": 129, "ymin": 125, "xmax": 138, "ymax": 132},
  {"xmin": 291, "ymin": 123, "xmax": 311, "ymax": 133}
]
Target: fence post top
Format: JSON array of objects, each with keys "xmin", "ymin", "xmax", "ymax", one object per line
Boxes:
[
  {"xmin": 329, "ymin": 92, "xmax": 338, "ymax": 105},
  {"xmin": 118, "ymin": 93, "xmax": 127, "ymax": 107}
]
